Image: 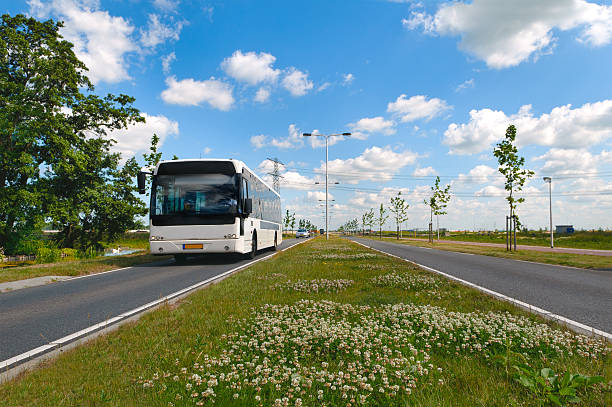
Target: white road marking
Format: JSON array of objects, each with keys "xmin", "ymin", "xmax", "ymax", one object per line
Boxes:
[
  {"xmin": 0, "ymin": 344, "xmax": 56, "ymax": 370},
  {"xmin": 0, "ymin": 239, "xmax": 308, "ymax": 374},
  {"xmin": 352, "ymin": 240, "xmax": 612, "ymax": 343}
]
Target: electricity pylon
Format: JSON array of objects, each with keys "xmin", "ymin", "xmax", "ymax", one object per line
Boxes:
[{"xmin": 266, "ymin": 157, "xmax": 284, "ymax": 193}]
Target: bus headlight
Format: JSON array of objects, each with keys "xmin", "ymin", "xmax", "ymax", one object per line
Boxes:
[
  {"xmin": 150, "ymin": 236, "xmax": 164, "ymax": 241},
  {"xmin": 224, "ymin": 233, "xmax": 237, "ymax": 239}
]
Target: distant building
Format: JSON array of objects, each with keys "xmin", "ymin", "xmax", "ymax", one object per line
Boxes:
[{"xmin": 555, "ymin": 225, "xmax": 574, "ymax": 234}]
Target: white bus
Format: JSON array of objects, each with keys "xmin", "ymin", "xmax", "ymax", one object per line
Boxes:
[{"xmin": 138, "ymin": 159, "xmax": 282, "ymax": 262}]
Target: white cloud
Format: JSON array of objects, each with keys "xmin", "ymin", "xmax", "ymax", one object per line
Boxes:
[
  {"xmin": 202, "ymin": 146, "xmax": 212, "ymax": 155},
  {"xmin": 455, "ymin": 78, "xmax": 475, "ymax": 92},
  {"xmin": 257, "ymin": 159, "xmax": 317, "ymax": 191},
  {"xmin": 455, "ymin": 165, "xmax": 498, "ymax": 185},
  {"xmin": 270, "ymin": 124, "xmax": 305, "ymax": 149},
  {"xmin": 474, "ymin": 185, "xmax": 506, "ymax": 197},
  {"xmin": 349, "ymin": 187, "xmax": 415, "ymax": 212},
  {"xmin": 108, "ymin": 113, "xmax": 179, "ymax": 159},
  {"xmin": 387, "ymin": 94, "xmax": 450, "ymax": 122},
  {"xmin": 161, "ymin": 52, "xmax": 176, "ymax": 74},
  {"xmin": 404, "ymin": 0, "xmax": 612, "ymax": 69},
  {"xmin": 254, "ymin": 87, "xmax": 271, "ymax": 103},
  {"xmin": 251, "ymin": 125, "xmax": 306, "ymax": 150},
  {"xmin": 161, "ymin": 76, "xmax": 234, "ymax": 111},
  {"xmin": 317, "ymin": 82, "xmax": 331, "ymax": 92},
  {"xmin": 250, "ymin": 134, "xmax": 267, "ymax": 149},
  {"xmin": 282, "ymin": 68, "xmax": 314, "ymax": 96},
  {"xmin": 153, "ymin": 0, "xmax": 180, "ymax": 12},
  {"xmin": 348, "ymin": 117, "xmax": 396, "ymax": 139},
  {"xmin": 221, "ymin": 50, "xmax": 280, "ymax": 85},
  {"xmin": 28, "ymin": 0, "xmax": 136, "ymax": 84},
  {"xmin": 533, "ymin": 148, "xmax": 600, "ymax": 175},
  {"xmin": 140, "ymin": 14, "xmax": 183, "ymax": 48},
  {"xmin": 319, "ymin": 145, "xmax": 420, "ymax": 184},
  {"xmin": 307, "ymin": 191, "xmax": 334, "ymax": 202},
  {"xmin": 444, "ymin": 100, "xmax": 612, "ymax": 154},
  {"xmin": 342, "ymin": 73, "xmax": 355, "ymax": 85},
  {"xmin": 412, "ymin": 166, "xmax": 437, "ymax": 177}
]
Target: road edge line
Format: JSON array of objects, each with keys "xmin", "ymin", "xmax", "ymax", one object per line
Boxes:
[
  {"xmin": 0, "ymin": 238, "xmax": 310, "ymax": 383},
  {"xmin": 351, "ymin": 239, "xmax": 612, "ymax": 344}
]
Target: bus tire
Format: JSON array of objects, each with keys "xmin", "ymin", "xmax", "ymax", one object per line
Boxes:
[
  {"xmin": 273, "ymin": 232, "xmax": 279, "ymax": 251},
  {"xmin": 174, "ymin": 254, "xmax": 187, "ymax": 264},
  {"xmin": 247, "ymin": 232, "xmax": 257, "ymax": 259}
]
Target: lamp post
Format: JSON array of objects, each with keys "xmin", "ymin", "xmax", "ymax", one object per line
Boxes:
[
  {"xmin": 543, "ymin": 176, "xmax": 553, "ymax": 248},
  {"xmin": 303, "ymin": 132, "xmax": 351, "ymax": 240}
]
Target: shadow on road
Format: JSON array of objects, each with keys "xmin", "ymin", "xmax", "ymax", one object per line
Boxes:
[{"xmin": 132, "ymin": 247, "xmax": 280, "ymax": 268}]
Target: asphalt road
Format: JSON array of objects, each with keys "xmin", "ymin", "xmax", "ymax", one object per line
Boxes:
[
  {"xmin": 0, "ymin": 239, "xmax": 304, "ymax": 364},
  {"xmin": 350, "ymin": 237, "xmax": 612, "ymax": 334}
]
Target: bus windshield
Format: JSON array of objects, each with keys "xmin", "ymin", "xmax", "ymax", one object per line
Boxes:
[{"xmin": 152, "ymin": 174, "xmax": 238, "ymax": 216}]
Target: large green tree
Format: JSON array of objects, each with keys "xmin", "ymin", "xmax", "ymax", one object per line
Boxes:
[{"xmin": 0, "ymin": 14, "xmax": 144, "ymax": 252}]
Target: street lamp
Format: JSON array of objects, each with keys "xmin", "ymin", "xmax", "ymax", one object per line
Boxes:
[
  {"xmin": 543, "ymin": 177, "xmax": 553, "ymax": 248},
  {"xmin": 303, "ymin": 132, "xmax": 351, "ymax": 240}
]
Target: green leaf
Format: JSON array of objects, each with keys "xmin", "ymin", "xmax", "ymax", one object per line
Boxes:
[
  {"xmin": 547, "ymin": 394, "xmax": 562, "ymax": 406},
  {"xmin": 516, "ymin": 376, "xmax": 535, "ymax": 389}
]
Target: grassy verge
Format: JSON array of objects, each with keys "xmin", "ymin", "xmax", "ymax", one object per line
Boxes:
[
  {"xmin": 1, "ymin": 237, "xmax": 608, "ymax": 406},
  {"xmin": 0, "ymin": 232, "xmax": 159, "ymax": 284},
  {"xmin": 366, "ymin": 236, "xmax": 612, "ymax": 270},
  {"xmin": 0, "ymin": 252, "xmax": 170, "ymax": 284},
  {"xmin": 377, "ymin": 231, "xmax": 612, "ymax": 250}
]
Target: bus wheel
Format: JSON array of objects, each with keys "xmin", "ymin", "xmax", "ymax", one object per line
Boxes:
[
  {"xmin": 174, "ymin": 254, "xmax": 187, "ymax": 264},
  {"xmin": 247, "ymin": 232, "xmax": 257, "ymax": 259}
]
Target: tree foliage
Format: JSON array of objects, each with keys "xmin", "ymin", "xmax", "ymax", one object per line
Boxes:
[
  {"xmin": 493, "ymin": 125, "xmax": 534, "ymax": 226},
  {"xmin": 361, "ymin": 208, "xmax": 374, "ymax": 235},
  {"xmin": 0, "ymin": 14, "xmax": 144, "ymax": 252},
  {"xmin": 424, "ymin": 176, "xmax": 451, "ymax": 217},
  {"xmin": 377, "ymin": 203, "xmax": 389, "ymax": 239},
  {"xmin": 389, "ymin": 192, "xmax": 409, "ymax": 239}
]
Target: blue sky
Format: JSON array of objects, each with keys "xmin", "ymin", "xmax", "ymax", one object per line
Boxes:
[{"xmin": 6, "ymin": 0, "xmax": 612, "ymax": 230}]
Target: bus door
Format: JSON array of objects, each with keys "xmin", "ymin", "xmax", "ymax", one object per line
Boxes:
[{"xmin": 241, "ymin": 176, "xmax": 253, "ymax": 240}]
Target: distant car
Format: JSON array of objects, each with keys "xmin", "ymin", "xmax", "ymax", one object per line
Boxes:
[
  {"xmin": 296, "ymin": 229, "xmax": 310, "ymax": 238},
  {"xmin": 319, "ymin": 228, "xmax": 325, "ymax": 235}
]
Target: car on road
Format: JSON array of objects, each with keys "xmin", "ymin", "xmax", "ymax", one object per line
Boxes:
[{"xmin": 296, "ymin": 229, "xmax": 310, "ymax": 238}]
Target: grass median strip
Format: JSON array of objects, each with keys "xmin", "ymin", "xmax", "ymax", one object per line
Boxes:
[
  {"xmin": 370, "ymin": 236, "xmax": 612, "ymax": 270},
  {"xmin": 0, "ymin": 237, "xmax": 609, "ymax": 406}
]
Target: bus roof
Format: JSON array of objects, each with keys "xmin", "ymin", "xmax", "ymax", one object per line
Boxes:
[{"xmin": 154, "ymin": 159, "xmax": 280, "ymax": 198}]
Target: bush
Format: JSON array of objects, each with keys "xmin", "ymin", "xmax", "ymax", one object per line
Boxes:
[
  {"xmin": 61, "ymin": 248, "xmax": 78, "ymax": 259},
  {"xmin": 36, "ymin": 247, "xmax": 62, "ymax": 263},
  {"xmin": 77, "ymin": 247, "xmax": 99, "ymax": 259}
]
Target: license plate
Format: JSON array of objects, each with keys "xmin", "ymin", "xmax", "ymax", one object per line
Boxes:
[{"xmin": 183, "ymin": 244, "xmax": 203, "ymax": 249}]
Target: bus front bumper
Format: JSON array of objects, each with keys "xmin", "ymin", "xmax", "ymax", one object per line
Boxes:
[{"xmin": 150, "ymin": 239, "xmax": 243, "ymax": 255}]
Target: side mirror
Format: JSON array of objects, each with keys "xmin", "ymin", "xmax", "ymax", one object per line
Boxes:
[
  {"xmin": 137, "ymin": 172, "xmax": 146, "ymax": 194},
  {"xmin": 244, "ymin": 198, "xmax": 253, "ymax": 215}
]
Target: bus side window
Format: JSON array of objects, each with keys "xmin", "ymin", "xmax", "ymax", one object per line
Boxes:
[{"xmin": 242, "ymin": 179, "xmax": 248, "ymax": 211}]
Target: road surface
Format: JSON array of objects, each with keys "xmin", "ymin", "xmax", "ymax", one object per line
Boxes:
[
  {"xmin": 0, "ymin": 239, "xmax": 304, "ymax": 367},
  {"xmin": 350, "ymin": 237, "xmax": 612, "ymax": 334}
]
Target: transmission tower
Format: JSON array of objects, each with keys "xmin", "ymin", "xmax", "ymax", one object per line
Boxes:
[{"xmin": 266, "ymin": 157, "xmax": 284, "ymax": 193}]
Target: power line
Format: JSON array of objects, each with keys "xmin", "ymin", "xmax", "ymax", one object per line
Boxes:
[
  {"xmin": 281, "ymin": 180, "xmax": 612, "ymax": 198},
  {"xmin": 281, "ymin": 165, "xmax": 612, "ymax": 183}
]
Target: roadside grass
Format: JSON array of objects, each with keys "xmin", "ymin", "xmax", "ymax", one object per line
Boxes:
[
  {"xmin": 0, "ymin": 237, "xmax": 609, "ymax": 406},
  {"xmin": 441, "ymin": 230, "xmax": 612, "ymax": 250},
  {"xmin": 111, "ymin": 232, "xmax": 150, "ymax": 250},
  {"xmin": 377, "ymin": 230, "xmax": 612, "ymax": 250},
  {"xmin": 0, "ymin": 252, "xmax": 171, "ymax": 284},
  {"xmin": 0, "ymin": 233, "xmax": 158, "ymax": 284},
  {"xmin": 369, "ymin": 236, "xmax": 612, "ymax": 270}
]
